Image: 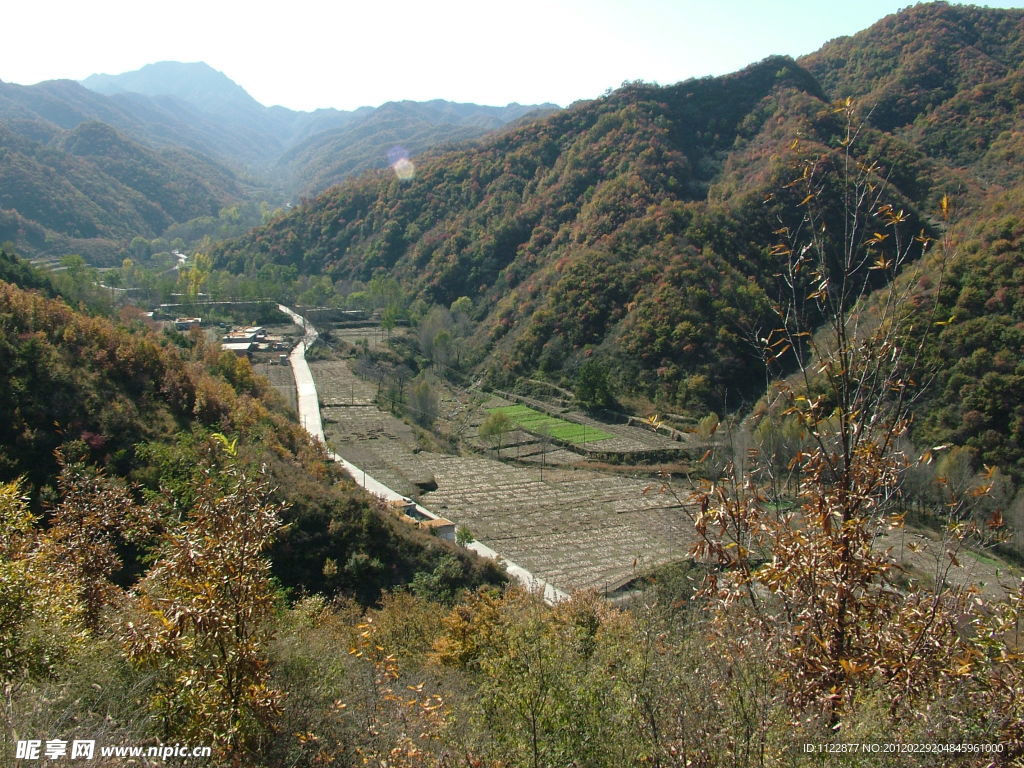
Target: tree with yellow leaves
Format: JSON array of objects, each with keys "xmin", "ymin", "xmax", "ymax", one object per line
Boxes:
[
  {"xmin": 687, "ymin": 100, "xmax": 1007, "ymax": 727},
  {"xmin": 120, "ymin": 462, "xmax": 285, "ymax": 760}
]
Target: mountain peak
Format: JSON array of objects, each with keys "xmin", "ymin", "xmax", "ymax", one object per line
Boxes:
[{"xmin": 81, "ymin": 61, "xmax": 262, "ymax": 112}]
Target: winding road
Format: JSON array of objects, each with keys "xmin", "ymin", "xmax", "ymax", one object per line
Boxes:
[{"xmin": 278, "ymin": 305, "xmax": 568, "ymax": 603}]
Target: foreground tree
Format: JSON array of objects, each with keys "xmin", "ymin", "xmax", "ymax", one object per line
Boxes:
[
  {"xmin": 34, "ymin": 461, "xmax": 154, "ymax": 631},
  {"xmin": 121, "ymin": 461, "xmax": 285, "ymax": 759},
  {"xmin": 687, "ymin": 101, "xmax": 1013, "ymax": 726}
]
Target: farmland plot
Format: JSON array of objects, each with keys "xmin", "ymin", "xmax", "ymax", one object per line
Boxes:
[
  {"xmin": 253, "ymin": 360, "xmax": 297, "ymax": 413},
  {"xmin": 486, "ymin": 404, "xmax": 616, "ymax": 444},
  {"xmin": 309, "ymin": 356, "xmax": 693, "ymax": 594},
  {"xmin": 419, "ymin": 456, "xmax": 691, "ymax": 594}
]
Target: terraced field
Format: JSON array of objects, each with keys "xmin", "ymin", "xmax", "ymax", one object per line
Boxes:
[
  {"xmin": 310, "ymin": 356, "xmax": 694, "ymax": 593},
  {"xmin": 295, "ymin": 327, "xmax": 1015, "ymax": 600},
  {"xmin": 487, "ymin": 404, "xmax": 615, "ymax": 444},
  {"xmin": 419, "ymin": 456, "xmax": 691, "ymax": 594}
]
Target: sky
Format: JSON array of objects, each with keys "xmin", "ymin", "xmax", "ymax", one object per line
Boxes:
[{"xmin": 4, "ymin": 0, "xmax": 1023, "ymax": 112}]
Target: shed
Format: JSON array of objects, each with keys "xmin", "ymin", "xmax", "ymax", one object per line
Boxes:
[
  {"xmin": 418, "ymin": 517, "xmax": 456, "ymax": 542},
  {"xmin": 222, "ymin": 341, "xmax": 256, "ymax": 357}
]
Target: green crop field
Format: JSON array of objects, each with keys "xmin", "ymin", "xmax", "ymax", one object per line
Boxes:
[{"xmin": 487, "ymin": 404, "xmax": 615, "ymax": 444}]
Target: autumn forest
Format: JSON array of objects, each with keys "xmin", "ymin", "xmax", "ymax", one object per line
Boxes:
[{"xmin": 2, "ymin": 3, "xmax": 1024, "ymax": 766}]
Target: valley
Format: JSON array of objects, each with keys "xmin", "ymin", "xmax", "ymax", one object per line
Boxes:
[
  {"xmin": 260, "ymin": 317, "xmax": 695, "ymax": 596},
  {"xmin": 4, "ymin": 3, "xmax": 1024, "ymax": 761},
  {"xmin": 264, "ymin": 315, "xmax": 1016, "ymax": 602}
]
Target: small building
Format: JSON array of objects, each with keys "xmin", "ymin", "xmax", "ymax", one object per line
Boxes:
[
  {"xmin": 222, "ymin": 330, "xmax": 259, "ymax": 344},
  {"xmin": 418, "ymin": 517, "xmax": 457, "ymax": 542},
  {"xmin": 388, "ymin": 497, "xmax": 418, "ymax": 517},
  {"xmin": 387, "ymin": 498, "xmax": 456, "ymax": 542},
  {"xmin": 174, "ymin": 317, "xmax": 202, "ymax": 331},
  {"xmin": 222, "ymin": 341, "xmax": 255, "ymax": 357}
]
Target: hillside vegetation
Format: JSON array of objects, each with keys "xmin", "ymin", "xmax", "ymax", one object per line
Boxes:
[
  {"xmin": 212, "ymin": 3, "xmax": 1024, "ymax": 481},
  {"xmin": 0, "ymin": 64, "xmax": 554, "ymax": 260},
  {"xmin": 2, "ymin": 5, "xmax": 1024, "ymax": 764},
  {"xmin": 0, "ymin": 118, "xmax": 246, "ymax": 261}
]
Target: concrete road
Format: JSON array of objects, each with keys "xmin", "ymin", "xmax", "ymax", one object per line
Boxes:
[{"xmin": 277, "ymin": 305, "xmax": 568, "ymax": 603}]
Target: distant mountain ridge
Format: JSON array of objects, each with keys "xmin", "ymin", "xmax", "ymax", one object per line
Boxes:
[
  {"xmin": 0, "ymin": 62, "xmax": 557, "ymax": 258},
  {"xmin": 78, "ymin": 61, "xmax": 558, "ymax": 176},
  {"xmin": 280, "ymin": 98, "xmax": 558, "ymax": 197},
  {"xmin": 83, "ymin": 61, "xmax": 264, "ymax": 114},
  {"xmin": 81, "ymin": 61, "xmax": 354, "ymax": 167}
]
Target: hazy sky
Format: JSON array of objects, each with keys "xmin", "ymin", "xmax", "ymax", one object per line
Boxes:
[{"xmin": 4, "ymin": 0, "xmax": 1023, "ymax": 111}]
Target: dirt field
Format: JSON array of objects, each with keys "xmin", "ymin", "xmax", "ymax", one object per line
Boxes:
[
  {"xmin": 310, "ymin": 356, "xmax": 693, "ymax": 593},
  {"xmin": 304, "ymin": 335, "xmax": 1019, "ymax": 599},
  {"xmin": 253, "ymin": 360, "xmax": 298, "ymax": 413},
  {"xmin": 419, "ymin": 455, "xmax": 691, "ymax": 594}
]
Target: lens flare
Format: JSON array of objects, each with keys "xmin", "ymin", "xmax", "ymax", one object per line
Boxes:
[
  {"xmin": 392, "ymin": 157, "xmax": 415, "ymax": 180},
  {"xmin": 388, "ymin": 146, "xmax": 415, "ymax": 181}
]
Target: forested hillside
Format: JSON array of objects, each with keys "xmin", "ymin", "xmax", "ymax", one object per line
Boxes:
[
  {"xmin": 798, "ymin": 2, "xmax": 1024, "ymax": 478},
  {"xmin": 212, "ymin": 2, "xmax": 1024, "ymax": 478},
  {"xmin": 0, "ymin": 65, "xmax": 555, "ymax": 259},
  {"xmin": 800, "ymin": 1, "xmax": 1024, "ymax": 138},
  {"xmin": 0, "ymin": 254, "xmax": 500, "ymax": 599},
  {"xmin": 211, "ymin": 56, "xmax": 905, "ymax": 409},
  {"xmin": 0, "ymin": 114, "xmax": 247, "ymax": 261}
]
